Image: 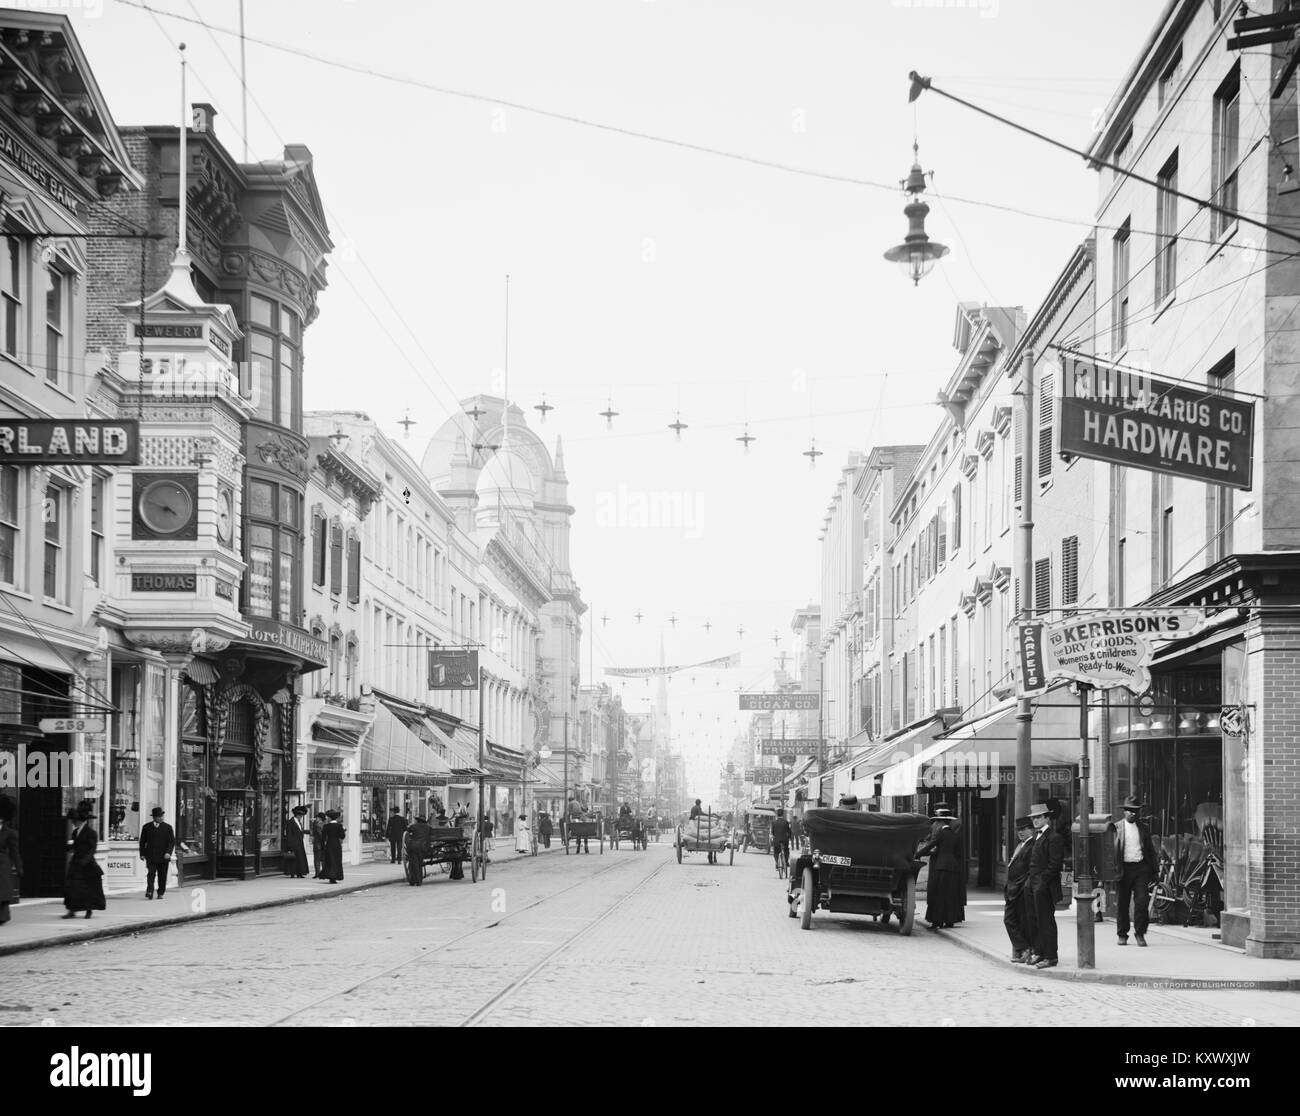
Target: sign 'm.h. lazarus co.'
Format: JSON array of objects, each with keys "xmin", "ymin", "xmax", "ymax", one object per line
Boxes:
[{"xmin": 1057, "ymin": 353, "xmax": 1254, "ymax": 491}]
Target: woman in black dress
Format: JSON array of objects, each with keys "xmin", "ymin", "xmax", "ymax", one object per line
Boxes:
[
  {"xmin": 321, "ymin": 808, "xmax": 345, "ymax": 883},
  {"xmin": 916, "ymin": 804, "xmax": 965, "ymax": 930},
  {"xmin": 63, "ymin": 803, "xmax": 106, "ymax": 919},
  {"xmin": 285, "ymin": 805, "xmax": 310, "ymax": 878}
]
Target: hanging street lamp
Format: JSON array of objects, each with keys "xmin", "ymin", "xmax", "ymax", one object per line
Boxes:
[{"xmin": 883, "ymin": 143, "xmax": 949, "ymax": 285}]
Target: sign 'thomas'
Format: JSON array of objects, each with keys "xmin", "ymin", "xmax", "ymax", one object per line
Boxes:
[{"xmin": 1016, "ymin": 608, "xmax": 1203, "ymax": 696}]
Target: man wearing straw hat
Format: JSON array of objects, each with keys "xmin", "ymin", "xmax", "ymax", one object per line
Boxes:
[
  {"xmin": 1003, "ymin": 815, "xmax": 1036, "ymax": 962},
  {"xmin": 1027, "ymin": 802, "xmax": 1064, "ymax": 968},
  {"xmin": 1110, "ymin": 795, "xmax": 1158, "ymax": 947}
]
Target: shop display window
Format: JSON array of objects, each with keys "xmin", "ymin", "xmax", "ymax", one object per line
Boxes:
[{"xmin": 108, "ymin": 665, "xmax": 140, "ymax": 841}]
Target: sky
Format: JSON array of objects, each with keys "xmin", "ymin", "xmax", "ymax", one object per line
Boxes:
[{"xmin": 57, "ymin": 0, "xmax": 1164, "ymax": 799}]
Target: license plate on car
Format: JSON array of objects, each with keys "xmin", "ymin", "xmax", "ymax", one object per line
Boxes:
[{"xmin": 818, "ymin": 854, "xmax": 851, "ymax": 866}]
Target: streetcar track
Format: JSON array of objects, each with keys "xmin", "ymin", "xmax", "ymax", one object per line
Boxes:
[
  {"xmin": 458, "ymin": 858, "xmax": 672, "ymax": 1028},
  {"xmin": 261, "ymin": 854, "xmax": 645, "ymax": 1027}
]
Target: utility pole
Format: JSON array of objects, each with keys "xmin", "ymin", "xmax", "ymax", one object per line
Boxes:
[
  {"xmin": 1014, "ymin": 350, "xmax": 1035, "ymax": 823},
  {"xmin": 818, "ymin": 651, "xmax": 826, "ymax": 798},
  {"xmin": 562, "ymin": 710, "xmax": 569, "ymax": 845}
]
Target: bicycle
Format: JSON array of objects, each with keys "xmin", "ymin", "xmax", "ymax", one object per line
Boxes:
[{"xmin": 774, "ymin": 842, "xmax": 790, "ymax": 879}]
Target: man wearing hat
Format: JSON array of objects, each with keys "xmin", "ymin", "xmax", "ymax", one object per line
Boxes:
[
  {"xmin": 139, "ymin": 807, "xmax": 175, "ymax": 900},
  {"xmin": 1027, "ymin": 802, "xmax": 1064, "ymax": 967},
  {"xmin": 285, "ymin": 806, "xmax": 310, "ymax": 878},
  {"xmin": 385, "ymin": 807, "xmax": 408, "ymax": 865},
  {"xmin": 1004, "ymin": 815, "xmax": 1036, "ymax": 962},
  {"xmin": 1110, "ymin": 796, "xmax": 1158, "ymax": 946}
]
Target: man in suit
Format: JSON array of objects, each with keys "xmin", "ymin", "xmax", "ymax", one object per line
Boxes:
[
  {"xmin": 1110, "ymin": 795, "xmax": 1159, "ymax": 947},
  {"xmin": 385, "ymin": 808, "xmax": 408, "ymax": 865},
  {"xmin": 139, "ymin": 807, "xmax": 175, "ymax": 900},
  {"xmin": 1027, "ymin": 801, "xmax": 1065, "ymax": 968},
  {"xmin": 1004, "ymin": 815, "xmax": 1036, "ymax": 962}
]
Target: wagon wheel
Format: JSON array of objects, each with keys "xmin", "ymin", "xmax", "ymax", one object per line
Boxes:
[
  {"xmin": 599, "ymin": 830, "xmax": 604, "ymax": 855},
  {"xmin": 1150, "ymin": 881, "xmax": 1176, "ymax": 924},
  {"xmin": 676, "ymin": 829, "xmax": 683, "ymax": 864},
  {"xmin": 898, "ymin": 873, "xmax": 916, "ymax": 936},
  {"xmin": 729, "ymin": 842, "xmax": 735, "ymax": 866},
  {"xmin": 564, "ymin": 830, "xmax": 570, "ymax": 855},
  {"xmin": 406, "ymin": 854, "xmax": 419, "ymax": 886},
  {"xmin": 475, "ymin": 834, "xmax": 487, "ymax": 882},
  {"xmin": 800, "ymin": 866, "xmax": 815, "ymax": 930}
]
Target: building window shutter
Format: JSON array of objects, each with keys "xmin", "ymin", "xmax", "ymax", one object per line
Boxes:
[
  {"xmin": 1062, "ymin": 535, "xmax": 1079, "ymax": 611},
  {"xmin": 937, "ymin": 504, "xmax": 947, "ymax": 566},
  {"xmin": 1038, "ymin": 371, "xmax": 1054, "ymax": 479},
  {"xmin": 951, "ymin": 484, "xmax": 962, "ymax": 552},
  {"xmin": 1034, "ymin": 557, "xmax": 1051, "ymax": 614},
  {"xmin": 330, "ymin": 521, "xmax": 344, "ymax": 595},
  {"xmin": 312, "ymin": 515, "xmax": 326, "ymax": 587},
  {"xmin": 1014, "ymin": 407, "xmax": 1024, "ymax": 505},
  {"xmin": 347, "ymin": 534, "xmax": 361, "ymax": 603},
  {"xmin": 1014, "ymin": 577, "xmax": 1020, "ymax": 615}
]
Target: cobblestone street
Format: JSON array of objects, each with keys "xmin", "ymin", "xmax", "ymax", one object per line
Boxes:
[{"xmin": 3, "ymin": 846, "xmax": 1297, "ymax": 1028}]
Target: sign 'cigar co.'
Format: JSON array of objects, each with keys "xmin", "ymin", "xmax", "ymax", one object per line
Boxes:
[{"xmin": 1057, "ymin": 353, "xmax": 1254, "ymax": 490}]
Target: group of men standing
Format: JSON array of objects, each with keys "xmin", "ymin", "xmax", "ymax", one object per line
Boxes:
[
  {"xmin": 1003, "ymin": 794, "xmax": 1159, "ymax": 967},
  {"xmin": 1003, "ymin": 800, "xmax": 1065, "ymax": 969}
]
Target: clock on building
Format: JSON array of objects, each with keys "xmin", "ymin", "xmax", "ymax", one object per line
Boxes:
[
  {"xmin": 132, "ymin": 474, "xmax": 200, "ymax": 540},
  {"xmin": 216, "ymin": 485, "xmax": 235, "ymax": 546}
]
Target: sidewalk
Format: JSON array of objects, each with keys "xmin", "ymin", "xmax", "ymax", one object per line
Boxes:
[
  {"xmin": 935, "ymin": 889, "xmax": 1300, "ymax": 990},
  {"xmin": 0, "ymin": 837, "xmax": 560, "ymax": 959}
]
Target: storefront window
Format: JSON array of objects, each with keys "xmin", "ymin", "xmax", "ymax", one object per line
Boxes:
[
  {"xmin": 141, "ymin": 664, "xmax": 166, "ymax": 818},
  {"xmin": 108, "ymin": 665, "xmax": 141, "ymax": 842},
  {"xmin": 259, "ymin": 744, "xmax": 281, "ymax": 852},
  {"xmin": 177, "ymin": 685, "xmax": 207, "ymax": 850},
  {"xmin": 1108, "ymin": 668, "xmax": 1223, "ymax": 866}
]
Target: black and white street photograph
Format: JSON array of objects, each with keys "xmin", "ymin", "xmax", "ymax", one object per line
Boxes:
[{"xmin": 0, "ymin": 0, "xmax": 1298, "ymax": 1083}]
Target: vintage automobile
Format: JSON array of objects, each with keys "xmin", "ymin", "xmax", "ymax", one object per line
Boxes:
[{"xmin": 786, "ymin": 809, "xmax": 931, "ymax": 934}]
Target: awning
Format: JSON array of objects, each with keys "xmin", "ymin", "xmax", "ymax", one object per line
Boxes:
[
  {"xmin": 880, "ymin": 686, "xmax": 1092, "ymax": 797},
  {"xmin": 312, "ymin": 723, "xmax": 364, "ymax": 748},
  {"xmin": 363, "ymin": 701, "xmax": 451, "ymax": 783},
  {"xmin": 859, "ymin": 716, "xmax": 948, "ymax": 798},
  {"xmin": 876, "ymin": 716, "xmax": 958, "ymax": 798}
]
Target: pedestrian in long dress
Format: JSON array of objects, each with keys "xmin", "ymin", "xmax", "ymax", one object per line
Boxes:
[
  {"xmin": 310, "ymin": 812, "xmax": 326, "ymax": 878},
  {"xmin": 916, "ymin": 804, "xmax": 964, "ymax": 930},
  {"xmin": 515, "ymin": 812, "xmax": 530, "ymax": 853},
  {"xmin": 321, "ymin": 809, "xmax": 345, "ymax": 883},
  {"xmin": 285, "ymin": 806, "xmax": 310, "ymax": 878},
  {"xmin": 0, "ymin": 795, "xmax": 20, "ymax": 926},
  {"xmin": 63, "ymin": 803, "xmax": 106, "ymax": 919}
]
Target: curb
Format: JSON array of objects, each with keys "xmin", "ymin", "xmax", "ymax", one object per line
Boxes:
[
  {"xmin": 0, "ymin": 845, "xmax": 562, "ymax": 960},
  {"xmin": 935, "ymin": 926, "xmax": 1300, "ymax": 991}
]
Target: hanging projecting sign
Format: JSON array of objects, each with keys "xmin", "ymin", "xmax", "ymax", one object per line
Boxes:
[
  {"xmin": 0, "ymin": 420, "xmax": 140, "ymax": 465},
  {"xmin": 749, "ymin": 767, "xmax": 784, "ymax": 784},
  {"xmin": 1057, "ymin": 354, "xmax": 1254, "ymax": 490},
  {"xmin": 428, "ymin": 649, "xmax": 479, "ymax": 690},
  {"xmin": 1016, "ymin": 609, "xmax": 1203, "ymax": 697},
  {"xmin": 758, "ymin": 738, "xmax": 821, "ymax": 755},
  {"xmin": 739, "ymin": 693, "xmax": 818, "ymax": 710}
]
